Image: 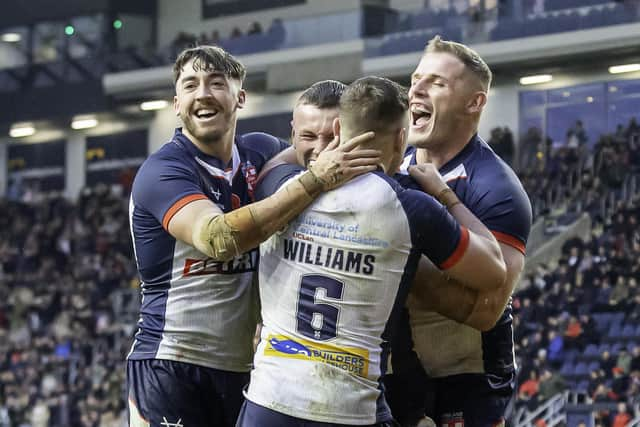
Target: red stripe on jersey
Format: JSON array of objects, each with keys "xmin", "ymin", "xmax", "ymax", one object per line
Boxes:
[
  {"xmin": 445, "ymin": 176, "xmax": 467, "ymax": 183},
  {"xmin": 439, "ymin": 226, "xmax": 470, "ymax": 270},
  {"xmin": 162, "ymin": 194, "xmax": 208, "ymax": 230},
  {"xmin": 492, "ymin": 230, "xmax": 526, "ymax": 255}
]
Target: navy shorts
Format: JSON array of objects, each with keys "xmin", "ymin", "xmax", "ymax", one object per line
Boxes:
[
  {"xmin": 430, "ymin": 374, "xmax": 514, "ymax": 427},
  {"xmin": 127, "ymin": 359, "xmax": 249, "ymax": 427},
  {"xmin": 236, "ymin": 399, "xmax": 400, "ymax": 427}
]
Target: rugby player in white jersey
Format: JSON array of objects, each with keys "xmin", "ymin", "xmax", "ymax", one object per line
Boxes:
[{"xmin": 237, "ymin": 76, "xmax": 507, "ymax": 427}]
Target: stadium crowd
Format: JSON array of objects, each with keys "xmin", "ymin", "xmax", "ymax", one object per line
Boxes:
[
  {"xmin": 512, "ymin": 193, "xmax": 640, "ymax": 425},
  {"xmin": 0, "ymin": 186, "xmax": 136, "ymax": 426}
]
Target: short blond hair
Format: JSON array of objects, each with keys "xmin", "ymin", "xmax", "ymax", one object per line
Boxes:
[{"xmin": 425, "ymin": 35, "xmax": 492, "ymax": 91}]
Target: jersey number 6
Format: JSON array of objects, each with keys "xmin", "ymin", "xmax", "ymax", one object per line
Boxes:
[{"xmin": 296, "ymin": 274, "xmax": 344, "ymax": 341}]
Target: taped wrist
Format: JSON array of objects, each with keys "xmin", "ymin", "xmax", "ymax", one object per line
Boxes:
[
  {"xmin": 436, "ymin": 187, "xmax": 461, "ymax": 210},
  {"xmin": 299, "ymin": 168, "xmax": 326, "ymax": 196}
]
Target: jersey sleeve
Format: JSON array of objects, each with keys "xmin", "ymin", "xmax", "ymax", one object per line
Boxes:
[
  {"xmin": 392, "ymin": 172, "xmax": 420, "ymax": 190},
  {"xmin": 466, "ymin": 173, "xmax": 532, "ymax": 255},
  {"xmin": 400, "ymin": 189, "xmax": 468, "ymax": 269},
  {"xmin": 132, "ymin": 155, "xmax": 207, "ymax": 230},
  {"xmin": 239, "ymin": 132, "xmax": 290, "ymax": 168},
  {"xmin": 254, "ymin": 163, "xmax": 305, "ymax": 201}
]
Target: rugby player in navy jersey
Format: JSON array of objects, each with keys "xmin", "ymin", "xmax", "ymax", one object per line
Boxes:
[
  {"xmin": 237, "ymin": 76, "xmax": 506, "ymax": 427},
  {"xmin": 126, "ymin": 45, "xmax": 381, "ymax": 427},
  {"xmin": 290, "ymin": 80, "xmax": 345, "ymax": 168},
  {"xmin": 387, "ymin": 36, "xmax": 533, "ymax": 427}
]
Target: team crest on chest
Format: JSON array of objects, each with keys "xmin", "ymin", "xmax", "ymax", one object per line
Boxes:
[
  {"xmin": 441, "ymin": 411, "xmax": 464, "ymax": 427},
  {"xmin": 242, "ymin": 160, "xmax": 258, "ymax": 200}
]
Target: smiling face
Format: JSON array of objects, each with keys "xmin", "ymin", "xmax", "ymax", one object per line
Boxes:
[
  {"xmin": 291, "ymin": 104, "xmax": 338, "ymax": 167},
  {"xmin": 408, "ymin": 51, "xmax": 482, "ymax": 150},
  {"xmin": 173, "ymin": 58, "xmax": 245, "ymax": 153}
]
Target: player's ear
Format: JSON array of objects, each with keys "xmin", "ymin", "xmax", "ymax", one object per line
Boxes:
[
  {"xmin": 332, "ymin": 117, "xmax": 341, "ymax": 138},
  {"xmin": 173, "ymin": 95, "xmax": 180, "ymax": 117},
  {"xmin": 236, "ymin": 89, "xmax": 246, "ymax": 109},
  {"xmin": 290, "ymin": 121, "xmax": 296, "ymax": 147},
  {"xmin": 466, "ymin": 91, "xmax": 487, "ymax": 114},
  {"xmin": 395, "ymin": 127, "xmax": 407, "ymax": 155}
]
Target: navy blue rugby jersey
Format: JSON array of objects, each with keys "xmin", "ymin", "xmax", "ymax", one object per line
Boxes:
[
  {"xmin": 248, "ymin": 165, "xmax": 470, "ymax": 424},
  {"xmin": 127, "ymin": 128, "xmax": 288, "ymax": 371},
  {"xmin": 395, "ymin": 134, "xmax": 532, "ymax": 382}
]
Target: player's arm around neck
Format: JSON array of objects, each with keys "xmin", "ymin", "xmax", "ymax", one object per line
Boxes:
[
  {"xmin": 409, "ymin": 164, "xmax": 506, "ymax": 292},
  {"xmin": 169, "ymin": 132, "xmax": 379, "ymax": 262}
]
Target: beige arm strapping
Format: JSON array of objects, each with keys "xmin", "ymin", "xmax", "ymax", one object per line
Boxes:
[{"xmin": 192, "ymin": 170, "xmax": 325, "ymax": 261}]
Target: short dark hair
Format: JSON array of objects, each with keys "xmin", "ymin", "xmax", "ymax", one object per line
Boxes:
[
  {"xmin": 339, "ymin": 76, "xmax": 408, "ymax": 134},
  {"xmin": 297, "ymin": 80, "xmax": 346, "ymax": 109},
  {"xmin": 425, "ymin": 35, "xmax": 492, "ymax": 91},
  {"xmin": 173, "ymin": 45, "xmax": 246, "ymax": 85}
]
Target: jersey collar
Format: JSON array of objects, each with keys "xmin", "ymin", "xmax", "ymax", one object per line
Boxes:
[
  {"xmin": 437, "ymin": 134, "xmax": 482, "ymax": 175},
  {"xmin": 173, "ymin": 128, "xmax": 241, "ymax": 184}
]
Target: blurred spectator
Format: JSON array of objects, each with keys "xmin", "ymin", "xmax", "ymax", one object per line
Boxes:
[
  {"xmin": 611, "ymin": 402, "xmax": 632, "ymax": 427},
  {"xmin": 537, "ymin": 368, "xmax": 566, "ymax": 402},
  {"xmin": 563, "ymin": 315, "xmax": 583, "ymax": 351},
  {"xmin": 230, "ymin": 26, "xmax": 243, "ymax": 38},
  {"xmin": 247, "ymin": 21, "xmax": 263, "ymax": 35},
  {"xmin": 488, "ymin": 126, "xmax": 515, "ymax": 166},
  {"xmin": 616, "ymin": 349, "xmax": 632, "ymax": 374},
  {"xmin": 211, "ymin": 29, "xmax": 220, "ymax": 43},
  {"xmin": 518, "ymin": 370, "xmax": 540, "ymax": 409},
  {"xmin": 631, "ymin": 345, "xmax": 640, "ymax": 372},
  {"xmin": 197, "ymin": 31, "xmax": 209, "ymax": 45},
  {"xmin": 610, "ymin": 367, "xmax": 629, "ymax": 400},
  {"xmin": 547, "ymin": 330, "xmax": 564, "ymax": 366},
  {"xmin": 519, "ymin": 126, "xmax": 543, "ymax": 172}
]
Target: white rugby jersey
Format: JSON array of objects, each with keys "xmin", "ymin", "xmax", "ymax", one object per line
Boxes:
[
  {"xmin": 127, "ymin": 129, "xmax": 287, "ymax": 371},
  {"xmin": 247, "ymin": 165, "xmax": 469, "ymax": 425}
]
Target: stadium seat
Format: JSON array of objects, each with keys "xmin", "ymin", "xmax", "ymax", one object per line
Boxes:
[
  {"xmin": 576, "ymin": 380, "xmax": 589, "ymax": 393},
  {"xmin": 583, "ymin": 344, "xmax": 599, "ymax": 359},
  {"xmin": 608, "ymin": 323, "xmax": 624, "ymax": 341},
  {"xmin": 587, "ymin": 361, "xmax": 600, "ymax": 374},
  {"xmin": 621, "ymin": 324, "xmax": 635, "ymax": 340},
  {"xmin": 611, "ymin": 342, "xmax": 624, "ymax": 355},
  {"xmin": 598, "ymin": 343, "xmax": 611, "ymax": 354},
  {"xmin": 561, "ymin": 361, "xmax": 574, "ymax": 377},
  {"xmin": 573, "ymin": 362, "xmax": 589, "ymax": 377}
]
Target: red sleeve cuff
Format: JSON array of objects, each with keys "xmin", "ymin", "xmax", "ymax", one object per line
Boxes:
[
  {"xmin": 439, "ymin": 226, "xmax": 470, "ymax": 270},
  {"xmin": 491, "ymin": 230, "xmax": 526, "ymax": 255},
  {"xmin": 162, "ymin": 194, "xmax": 208, "ymax": 230}
]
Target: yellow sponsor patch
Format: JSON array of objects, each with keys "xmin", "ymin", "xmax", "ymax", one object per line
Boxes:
[{"xmin": 264, "ymin": 334, "xmax": 370, "ymax": 377}]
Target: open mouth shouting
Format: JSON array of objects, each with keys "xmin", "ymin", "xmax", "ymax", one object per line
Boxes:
[{"xmin": 410, "ymin": 104, "xmax": 432, "ymax": 130}]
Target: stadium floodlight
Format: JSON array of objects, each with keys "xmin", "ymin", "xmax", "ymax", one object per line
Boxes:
[
  {"xmin": 519, "ymin": 74, "xmax": 553, "ymax": 85},
  {"xmin": 608, "ymin": 64, "xmax": 640, "ymax": 74},
  {"xmin": 1, "ymin": 33, "xmax": 21, "ymax": 42},
  {"xmin": 71, "ymin": 115, "xmax": 98, "ymax": 130},
  {"xmin": 140, "ymin": 100, "xmax": 169, "ymax": 111},
  {"xmin": 9, "ymin": 123, "xmax": 35, "ymax": 138}
]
